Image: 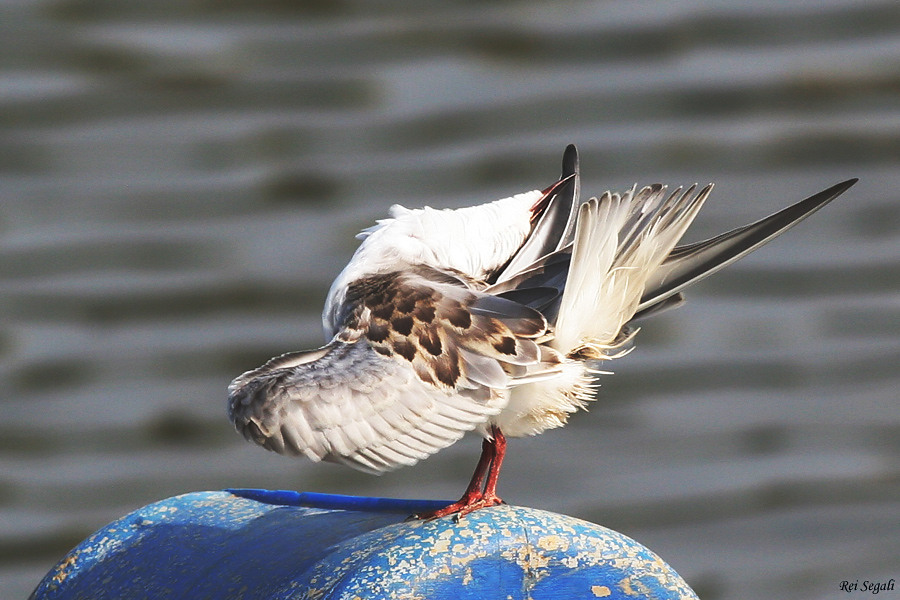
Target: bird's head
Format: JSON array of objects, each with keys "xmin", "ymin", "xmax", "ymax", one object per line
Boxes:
[{"xmin": 321, "ymin": 190, "xmax": 543, "ymax": 336}]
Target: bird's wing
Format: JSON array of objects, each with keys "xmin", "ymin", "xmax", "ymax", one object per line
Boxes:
[
  {"xmin": 634, "ymin": 178, "xmax": 858, "ymax": 317},
  {"xmin": 488, "ymin": 178, "xmax": 858, "ymax": 328},
  {"xmin": 228, "ymin": 267, "xmax": 559, "ymax": 473},
  {"xmin": 493, "ymin": 144, "xmax": 581, "ymax": 282}
]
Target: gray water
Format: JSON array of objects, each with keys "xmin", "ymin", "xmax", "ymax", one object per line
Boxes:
[{"xmin": 2, "ymin": 1, "xmax": 900, "ymax": 598}]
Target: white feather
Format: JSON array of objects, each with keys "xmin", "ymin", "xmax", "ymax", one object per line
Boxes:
[
  {"xmin": 323, "ymin": 190, "xmax": 541, "ymax": 336},
  {"xmin": 553, "ymin": 185, "xmax": 710, "ymax": 356},
  {"xmin": 228, "ymin": 145, "xmax": 853, "ymax": 476}
]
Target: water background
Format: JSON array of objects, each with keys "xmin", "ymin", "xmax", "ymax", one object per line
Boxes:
[{"xmin": 2, "ymin": 1, "xmax": 899, "ymax": 598}]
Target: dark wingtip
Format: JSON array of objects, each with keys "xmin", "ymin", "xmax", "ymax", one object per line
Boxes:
[
  {"xmin": 636, "ymin": 177, "xmax": 859, "ymax": 314},
  {"xmin": 823, "ymin": 178, "xmax": 858, "ymax": 196},
  {"xmin": 778, "ymin": 177, "xmax": 858, "ymax": 218},
  {"xmin": 562, "ymin": 144, "xmax": 579, "ymax": 177}
]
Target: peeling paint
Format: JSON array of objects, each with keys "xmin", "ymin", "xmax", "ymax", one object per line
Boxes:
[
  {"xmin": 51, "ymin": 554, "xmax": 78, "ymax": 585},
  {"xmin": 31, "ymin": 491, "xmax": 698, "ymax": 600}
]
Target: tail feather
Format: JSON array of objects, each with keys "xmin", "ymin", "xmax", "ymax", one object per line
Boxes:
[{"xmin": 553, "ymin": 184, "xmax": 711, "ymax": 356}]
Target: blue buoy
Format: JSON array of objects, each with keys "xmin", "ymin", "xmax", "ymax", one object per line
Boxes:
[{"xmin": 31, "ymin": 490, "xmax": 697, "ymax": 600}]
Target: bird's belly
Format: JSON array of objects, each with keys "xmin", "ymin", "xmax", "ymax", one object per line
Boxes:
[{"xmin": 487, "ymin": 361, "xmax": 594, "ymax": 438}]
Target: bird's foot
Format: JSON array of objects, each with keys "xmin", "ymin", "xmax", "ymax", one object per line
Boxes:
[
  {"xmin": 413, "ymin": 426, "xmax": 507, "ymax": 521},
  {"xmin": 414, "ymin": 491, "xmax": 504, "ymax": 521}
]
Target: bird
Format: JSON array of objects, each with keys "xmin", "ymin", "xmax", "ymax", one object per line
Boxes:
[{"xmin": 228, "ymin": 145, "xmax": 856, "ymax": 518}]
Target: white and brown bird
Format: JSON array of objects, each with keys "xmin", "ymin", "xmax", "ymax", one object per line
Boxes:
[{"xmin": 228, "ymin": 145, "xmax": 856, "ymax": 518}]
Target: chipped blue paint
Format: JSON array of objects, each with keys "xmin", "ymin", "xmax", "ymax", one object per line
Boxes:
[{"xmin": 31, "ymin": 490, "xmax": 697, "ymax": 600}]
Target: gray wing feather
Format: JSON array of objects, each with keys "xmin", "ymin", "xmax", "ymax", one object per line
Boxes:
[
  {"xmin": 487, "ymin": 177, "xmax": 857, "ymax": 327},
  {"xmin": 635, "ymin": 178, "xmax": 858, "ymax": 316},
  {"xmin": 228, "ymin": 340, "xmax": 507, "ymax": 474},
  {"xmin": 494, "ymin": 144, "xmax": 580, "ymax": 282}
]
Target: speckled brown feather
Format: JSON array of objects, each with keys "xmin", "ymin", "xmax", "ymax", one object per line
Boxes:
[{"xmin": 338, "ymin": 267, "xmax": 550, "ymax": 392}]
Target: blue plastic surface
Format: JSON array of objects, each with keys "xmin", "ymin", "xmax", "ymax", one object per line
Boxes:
[
  {"xmin": 227, "ymin": 487, "xmax": 452, "ymax": 513},
  {"xmin": 31, "ymin": 490, "xmax": 698, "ymax": 600}
]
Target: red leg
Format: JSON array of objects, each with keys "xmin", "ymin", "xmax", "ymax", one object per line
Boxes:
[
  {"xmin": 480, "ymin": 427, "xmax": 506, "ymax": 505},
  {"xmin": 461, "ymin": 435, "xmax": 495, "ymax": 501},
  {"xmin": 417, "ymin": 426, "xmax": 506, "ymax": 520}
]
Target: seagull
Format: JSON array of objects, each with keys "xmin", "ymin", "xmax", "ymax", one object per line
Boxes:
[{"xmin": 228, "ymin": 145, "xmax": 856, "ymax": 518}]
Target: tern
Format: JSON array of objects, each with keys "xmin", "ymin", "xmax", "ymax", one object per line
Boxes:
[{"xmin": 228, "ymin": 145, "xmax": 856, "ymax": 518}]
